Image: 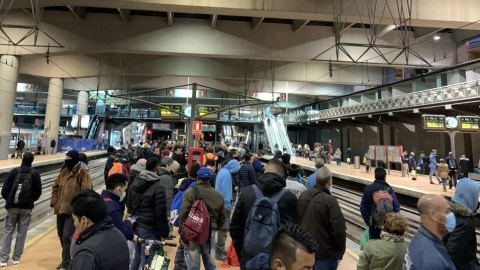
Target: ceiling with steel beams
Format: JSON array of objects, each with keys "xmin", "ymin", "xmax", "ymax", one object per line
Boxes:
[{"xmin": 2, "ymin": 0, "xmax": 480, "ymax": 106}]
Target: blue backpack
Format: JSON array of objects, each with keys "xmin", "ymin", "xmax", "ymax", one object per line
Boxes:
[
  {"xmin": 170, "ymin": 181, "xmax": 195, "ymax": 227},
  {"xmin": 243, "ymin": 185, "xmax": 286, "ymax": 256}
]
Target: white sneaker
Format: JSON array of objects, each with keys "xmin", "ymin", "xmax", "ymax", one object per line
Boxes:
[
  {"xmin": 0, "ymin": 262, "xmax": 7, "ymax": 267},
  {"xmin": 12, "ymin": 261, "xmax": 19, "ymax": 265}
]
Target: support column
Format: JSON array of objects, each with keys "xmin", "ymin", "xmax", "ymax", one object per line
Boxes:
[
  {"xmin": 76, "ymin": 90, "xmax": 88, "ymax": 115},
  {"xmin": 0, "ymin": 56, "xmax": 20, "ymax": 160},
  {"xmin": 45, "ymin": 78, "xmax": 63, "ymax": 154},
  {"xmin": 186, "ymin": 83, "xmax": 198, "ymax": 149}
]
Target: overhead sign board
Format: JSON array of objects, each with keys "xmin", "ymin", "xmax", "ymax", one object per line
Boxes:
[
  {"xmin": 159, "ymin": 104, "xmax": 183, "ymax": 118},
  {"xmin": 422, "ymin": 114, "xmax": 446, "ymax": 130},
  {"xmin": 198, "ymin": 105, "xmax": 220, "ymax": 119},
  {"xmin": 458, "ymin": 116, "xmax": 480, "ymax": 132}
]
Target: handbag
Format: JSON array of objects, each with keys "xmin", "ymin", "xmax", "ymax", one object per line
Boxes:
[
  {"xmin": 149, "ymin": 247, "xmax": 170, "ymax": 270},
  {"xmin": 363, "ymin": 156, "xmax": 367, "ymax": 164},
  {"xmin": 360, "ymin": 228, "xmax": 370, "ymax": 250}
]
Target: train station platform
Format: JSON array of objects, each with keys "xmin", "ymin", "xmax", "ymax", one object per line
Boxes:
[
  {"xmin": 18, "ymin": 216, "xmax": 360, "ymax": 270},
  {"xmin": 265, "ymin": 155, "xmax": 457, "ymax": 198},
  {"xmin": 0, "ymin": 150, "xmax": 108, "ymax": 175}
]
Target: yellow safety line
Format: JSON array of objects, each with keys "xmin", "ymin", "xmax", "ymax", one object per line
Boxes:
[
  {"xmin": 24, "ymin": 224, "xmax": 56, "ymax": 249},
  {"xmin": 346, "ymin": 247, "xmax": 359, "ymax": 261}
]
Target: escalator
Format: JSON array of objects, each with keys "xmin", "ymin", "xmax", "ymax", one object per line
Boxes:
[
  {"xmin": 270, "ymin": 119, "xmax": 295, "ymax": 156},
  {"xmin": 263, "ymin": 119, "xmax": 278, "ymax": 155}
]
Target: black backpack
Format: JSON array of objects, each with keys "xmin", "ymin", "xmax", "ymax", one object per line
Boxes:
[{"xmin": 8, "ymin": 168, "xmax": 35, "ymax": 205}]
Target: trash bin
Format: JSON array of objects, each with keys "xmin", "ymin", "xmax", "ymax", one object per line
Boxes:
[{"xmin": 354, "ymin": 156, "xmax": 360, "ymax": 169}]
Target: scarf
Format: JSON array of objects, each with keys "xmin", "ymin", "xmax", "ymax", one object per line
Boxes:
[{"xmin": 380, "ymin": 231, "xmax": 404, "ymax": 243}]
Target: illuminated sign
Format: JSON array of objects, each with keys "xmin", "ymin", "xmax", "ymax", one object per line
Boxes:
[
  {"xmin": 458, "ymin": 116, "xmax": 480, "ymax": 132},
  {"xmin": 159, "ymin": 104, "xmax": 183, "ymax": 118},
  {"xmin": 198, "ymin": 105, "xmax": 220, "ymax": 119},
  {"xmin": 422, "ymin": 115, "xmax": 446, "ymax": 130}
]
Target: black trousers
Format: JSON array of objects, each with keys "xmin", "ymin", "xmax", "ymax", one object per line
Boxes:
[
  {"xmin": 56, "ymin": 214, "xmax": 75, "ymax": 268},
  {"xmin": 448, "ymin": 169, "xmax": 458, "ymax": 188}
]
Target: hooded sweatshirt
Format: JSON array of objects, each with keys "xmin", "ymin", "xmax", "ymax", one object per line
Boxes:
[
  {"xmin": 443, "ymin": 178, "xmax": 480, "ymax": 270},
  {"xmin": 215, "ymin": 159, "xmax": 240, "ymax": 210}
]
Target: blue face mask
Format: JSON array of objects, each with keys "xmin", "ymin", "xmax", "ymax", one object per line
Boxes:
[
  {"xmin": 436, "ymin": 212, "xmax": 456, "ymax": 232},
  {"xmin": 119, "ymin": 192, "xmax": 126, "ymax": 202}
]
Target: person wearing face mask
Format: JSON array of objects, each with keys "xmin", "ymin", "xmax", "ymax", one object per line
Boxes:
[
  {"xmin": 69, "ymin": 189, "xmax": 129, "ymax": 270},
  {"xmin": 403, "ymin": 194, "xmax": 456, "ymax": 270},
  {"xmin": 443, "ymin": 178, "xmax": 480, "ymax": 270},
  {"xmin": 50, "ymin": 150, "xmax": 92, "ymax": 270},
  {"xmin": 102, "ymin": 173, "xmax": 137, "ymax": 244},
  {"xmin": 297, "ymin": 167, "xmax": 346, "ymax": 270}
]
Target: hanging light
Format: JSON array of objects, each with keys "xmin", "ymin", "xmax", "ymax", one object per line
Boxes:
[{"xmin": 433, "ymin": 34, "xmax": 441, "ymax": 41}]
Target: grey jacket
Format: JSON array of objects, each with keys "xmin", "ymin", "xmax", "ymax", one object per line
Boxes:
[{"xmin": 158, "ymin": 167, "xmax": 174, "ymax": 212}]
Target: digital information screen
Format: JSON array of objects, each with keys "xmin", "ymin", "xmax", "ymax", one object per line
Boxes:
[
  {"xmin": 198, "ymin": 105, "xmax": 220, "ymax": 119},
  {"xmin": 423, "ymin": 115, "xmax": 446, "ymax": 130},
  {"xmin": 159, "ymin": 104, "xmax": 183, "ymax": 118},
  {"xmin": 458, "ymin": 116, "xmax": 480, "ymax": 132}
]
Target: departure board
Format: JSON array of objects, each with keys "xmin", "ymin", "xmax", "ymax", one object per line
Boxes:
[
  {"xmin": 458, "ymin": 116, "xmax": 480, "ymax": 132},
  {"xmin": 198, "ymin": 105, "xmax": 220, "ymax": 119},
  {"xmin": 159, "ymin": 104, "xmax": 183, "ymax": 118},
  {"xmin": 423, "ymin": 115, "xmax": 446, "ymax": 130}
]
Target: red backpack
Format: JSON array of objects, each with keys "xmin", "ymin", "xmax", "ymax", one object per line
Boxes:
[{"xmin": 181, "ymin": 186, "xmax": 210, "ymax": 246}]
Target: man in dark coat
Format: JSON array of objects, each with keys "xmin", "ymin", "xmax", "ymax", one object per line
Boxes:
[
  {"xmin": 359, "ymin": 167, "xmax": 401, "ymax": 239},
  {"xmin": 238, "ymin": 154, "xmax": 256, "ymax": 192},
  {"xmin": 0, "ymin": 152, "xmax": 42, "ymax": 266},
  {"xmin": 104, "ymin": 146, "xmax": 117, "ymax": 183},
  {"xmin": 127, "ymin": 157, "xmax": 170, "ymax": 270},
  {"xmin": 445, "ymin": 152, "xmax": 459, "ymax": 189},
  {"xmin": 16, "ymin": 139, "xmax": 25, "ymax": 159},
  {"xmin": 69, "ymin": 189, "xmax": 129, "ymax": 270},
  {"xmin": 297, "ymin": 167, "xmax": 346, "ymax": 270},
  {"xmin": 230, "ymin": 159, "xmax": 297, "ymax": 270}
]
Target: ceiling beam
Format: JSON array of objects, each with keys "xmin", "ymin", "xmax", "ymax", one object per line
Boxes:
[
  {"xmin": 66, "ymin": 6, "xmax": 86, "ymax": 21},
  {"xmin": 413, "ymin": 26, "xmax": 444, "ymax": 40},
  {"xmin": 376, "ymin": 25, "xmax": 397, "ymax": 37},
  {"xmin": 292, "ymin": 19, "xmax": 309, "ymax": 32},
  {"xmin": 21, "ymin": 8, "xmax": 32, "ymax": 17},
  {"xmin": 453, "ymin": 29, "xmax": 480, "ymax": 42},
  {"xmin": 251, "ymin": 17, "xmax": 264, "ymax": 30},
  {"xmin": 211, "ymin": 14, "xmax": 218, "ymax": 28},
  {"xmin": 167, "ymin": 11, "xmax": 174, "ymax": 26},
  {"xmin": 117, "ymin": 8, "xmax": 131, "ymax": 22}
]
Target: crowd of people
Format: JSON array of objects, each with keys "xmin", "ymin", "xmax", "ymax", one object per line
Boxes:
[{"xmin": 0, "ymin": 140, "xmax": 479, "ymax": 270}]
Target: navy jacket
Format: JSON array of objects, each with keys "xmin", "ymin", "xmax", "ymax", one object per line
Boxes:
[
  {"xmin": 359, "ymin": 179, "xmax": 400, "ymax": 226},
  {"xmin": 104, "ymin": 155, "xmax": 116, "ymax": 182},
  {"xmin": 252, "ymin": 157, "xmax": 264, "ymax": 177},
  {"xmin": 101, "ymin": 190, "xmax": 134, "ymax": 241},
  {"xmin": 1, "ymin": 166, "xmax": 42, "ymax": 209},
  {"xmin": 403, "ymin": 226, "xmax": 456, "ymax": 270},
  {"xmin": 238, "ymin": 162, "xmax": 256, "ymax": 190}
]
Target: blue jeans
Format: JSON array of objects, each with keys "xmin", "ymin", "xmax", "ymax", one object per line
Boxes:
[
  {"xmin": 184, "ymin": 232, "xmax": 216, "ymax": 270},
  {"xmin": 369, "ymin": 226, "xmax": 381, "ymax": 240},
  {"xmin": 429, "ymin": 168, "xmax": 441, "ymax": 183},
  {"xmin": 130, "ymin": 226, "xmax": 160, "ymax": 270},
  {"xmin": 441, "ymin": 178, "xmax": 447, "ymax": 189},
  {"xmin": 314, "ymin": 258, "xmax": 338, "ymax": 270}
]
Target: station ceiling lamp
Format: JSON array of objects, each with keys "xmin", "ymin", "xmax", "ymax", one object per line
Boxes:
[{"xmin": 433, "ymin": 34, "xmax": 441, "ymax": 41}]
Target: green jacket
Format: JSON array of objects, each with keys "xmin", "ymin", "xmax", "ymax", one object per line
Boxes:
[
  {"xmin": 179, "ymin": 180, "xmax": 226, "ymax": 231},
  {"xmin": 357, "ymin": 239, "xmax": 408, "ymax": 270}
]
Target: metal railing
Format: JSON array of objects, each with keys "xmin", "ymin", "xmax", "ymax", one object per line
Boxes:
[{"xmin": 288, "ymin": 80, "xmax": 480, "ymax": 123}]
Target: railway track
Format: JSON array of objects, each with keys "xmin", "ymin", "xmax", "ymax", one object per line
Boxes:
[
  {"xmin": 334, "ymin": 185, "xmax": 480, "ymax": 257},
  {"xmin": 0, "ymin": 157, "xmax": 108, "ymax": 237}
]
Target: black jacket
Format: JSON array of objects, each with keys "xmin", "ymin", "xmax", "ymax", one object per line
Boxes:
[
  {"xmin": 298, "ymin": 184, "xmax": 346, "ymax": 260},
  {"xmin": 230, "ymin": 172, "xmax": 297, "ymax": 268},
  {"xmin": 104, "ymin": 155, "xmax": 116, "ymax": 182},
  {"xmin": 445, "ymin": 155, "xmax": 459, "ymax": 170},
  {"xmin": 238, "ymin": 162, "xmax": 256, "ymax": 190},
  {"xmin": 127, "ymin": 170, "xmax": 169, "ymax": 238},
  {"xmin": 1, "ymin": 165, "xmax": 42, "ymax": 209},
  {"xmin": 69, "ymin": 218, "xmax": 129, "ymax": 270},
  {"xmin": 459, "ymin": 157, "xmax": 469, "ymax": 175},
  {"xmin": 443, "ymin": 202, "xmax": 480, "ymax": 270},
  {"xmin": 172, "ymin": 153, "xmax": 186, "ymax": 168}
]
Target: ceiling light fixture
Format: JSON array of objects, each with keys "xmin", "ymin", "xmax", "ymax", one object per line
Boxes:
[{"xmin": 433, "ymin": 34, "xmax": 441, "ymax": 41}]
